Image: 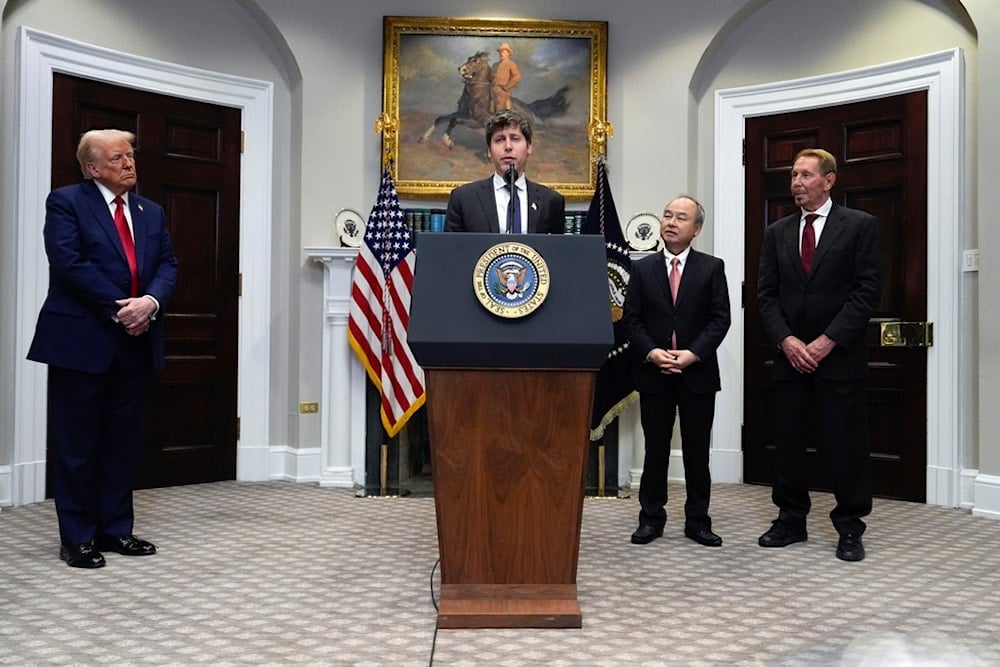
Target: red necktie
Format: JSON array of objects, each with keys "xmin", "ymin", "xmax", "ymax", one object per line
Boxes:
[
  {"xmin": 113, "ymin": 196, "xmax": 139, "ymax": 297},
  {"xmin": 801, "ymin": 213, "xmax": 818, "ymax": 274},
  {"xmin": 669, "ymin": 257, "xmax": 681, "ymax": 349}
]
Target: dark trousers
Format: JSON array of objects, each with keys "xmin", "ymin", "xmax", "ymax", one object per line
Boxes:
[
  {"xmin": 48, "ymin": 333, "xmax": 151, "ymax": 546},
  {"xmin": 772, "ymin": 374, "xmax": 872, "ymax": 536},
  {"xmin": 637, "ymin": 380, "xmax": 716, "ymax": 530}
]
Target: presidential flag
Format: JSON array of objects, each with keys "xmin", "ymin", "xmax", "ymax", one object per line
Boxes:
[
  {"xmin": 348, "ymin": 169, "xmax": 425, "ymax": 437},
  {"xmin": 581, "ymin": 157, "xmax": 638, "ymax": 440}
]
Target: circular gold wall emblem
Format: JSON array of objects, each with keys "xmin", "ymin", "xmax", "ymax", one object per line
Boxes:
[{"xmin": 472, "ymin": 242, "xmax": 550, "ymax": 318}]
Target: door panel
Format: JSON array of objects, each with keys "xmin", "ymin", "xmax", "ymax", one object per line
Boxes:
[
  {"xmin": 49, "ymin": 73, "xmax": 242, "ymax": 488},
  {"xmin": 743, "ymin": 92, "xmax": 928, "ymax": 501}
]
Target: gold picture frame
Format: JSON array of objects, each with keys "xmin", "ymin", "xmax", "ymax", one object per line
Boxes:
[{"xmin": 381, "ymin": 16, "xmax": 609, "ymax": 200}]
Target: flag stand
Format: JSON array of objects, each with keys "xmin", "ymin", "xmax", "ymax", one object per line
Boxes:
[
  {"xmin": 357, "ymin": 443, "xmax": 410, "ymax": 498},
  {"xmin": 588, "ymin": 443, "xmax": 630, "ymax": 500}
]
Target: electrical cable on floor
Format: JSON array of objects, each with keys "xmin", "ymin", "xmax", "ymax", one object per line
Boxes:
[{"xmin": 428, "ymin": 558, "xmax": 440, "ymax": 666}]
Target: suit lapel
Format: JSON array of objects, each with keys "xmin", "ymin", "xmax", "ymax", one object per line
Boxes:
[
  {"xmin": 810, "ymin": 203, "xmax": 845, "ymax": 275},
  {"xmin": 525, "ymin": 180, "xmax": 540, "ymax": 233},
  {"xmin": 475, "ymin": 178, "xmax": 501, "ymax": 233},
  {"xmin": 82, "ymin": 181, "xmax": 130, "ymax": 264},
  {"xmin": 83, "ymin": 181, "xmax": 146, "ymax": 285},
  {"xmin": 649, "ymin": 253, "xmax": 673, "ymax": 310},
  {"xmin": 130, "ymin": 195, "xmax": 147, "ymax": 279},
  {"xmin": 783, "ymin": 216, "xmax": 808, "ymax": 283},
  {"xmin": 674, "ymin": 250, "xmax": 703, "ymax": 309}
]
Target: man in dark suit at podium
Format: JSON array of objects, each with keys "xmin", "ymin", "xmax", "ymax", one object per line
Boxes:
[
  {"xmin": 444, "ymin": 109, "xmax": 565, "ymax": 234},
  {"xmin": 622, "ymin": 195, "xmax": 731, "ymax": 547}
]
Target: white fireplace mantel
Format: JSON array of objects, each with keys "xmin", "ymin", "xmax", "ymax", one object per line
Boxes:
[{"xmin": 305, "ymin": 246, "xmax": 367, "ymax": 488}]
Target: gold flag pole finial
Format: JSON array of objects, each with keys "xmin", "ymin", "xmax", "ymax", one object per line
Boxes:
[
  {"xmin": 374, "ymin": 113, "xmax": 398, "ymax": 171},
  {"xmin": 589, "ymin": 119, "xmax": 615, "ymax": 163}
]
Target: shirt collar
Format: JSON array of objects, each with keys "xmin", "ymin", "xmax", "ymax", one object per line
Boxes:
[
  {"xmin": 94, "ymin": 180, "xmax": 127, "ymax": 206},
  {"xmin": 663, "ymin": 245, "xmax": 692, "ymax": 264},
  {"xmin": 493, "ymin": 172, "xmax": 525, "ymax": 191},
  {"xmin": 801, "ymin": 197, "xmax": 833, "ymax": 219}
]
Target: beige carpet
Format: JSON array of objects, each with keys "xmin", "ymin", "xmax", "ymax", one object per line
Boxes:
[{"xmin": 1, "ymin": 480, "xmax": 998, "ymax": 665}]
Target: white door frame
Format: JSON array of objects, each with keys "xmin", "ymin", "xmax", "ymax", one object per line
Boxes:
[
  {"xmin": 9, "ymin": 27, "xmax": 274, "ymax": 505},
  {"xmin": 711, "ymin": 48, "xmax": 964, "ymax": 507}
]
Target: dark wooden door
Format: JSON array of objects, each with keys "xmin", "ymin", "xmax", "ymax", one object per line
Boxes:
[
  {"xmin": 49, "ymin": 73, "xmax": 242, "ymax": 488},
  {"xmin": 743, "ymin": 91, "xmax": 928, "ymax": 501}
]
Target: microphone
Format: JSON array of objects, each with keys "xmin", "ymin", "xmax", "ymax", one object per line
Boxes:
[
  {"xmin": 505, "ymin": 164, "xmax": 518, "ymax": 234},
  {"xmin": 505, "ymin": 164, "xmax": 517, "ymax": 188}
]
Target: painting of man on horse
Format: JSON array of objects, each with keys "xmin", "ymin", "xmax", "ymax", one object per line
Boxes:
[{"xmin": 396, "ymin": 33, "xmax": 593, "ymax": 186}]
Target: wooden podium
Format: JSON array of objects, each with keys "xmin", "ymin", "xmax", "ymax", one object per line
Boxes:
[{"xmin": 409, "ymin": 233, "xmax": 613, "ymax": 629}]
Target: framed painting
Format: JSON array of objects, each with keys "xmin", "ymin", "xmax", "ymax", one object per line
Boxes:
[{"xmin": 381, "ymin": 16, "xmax": 609, "ymax": 200}]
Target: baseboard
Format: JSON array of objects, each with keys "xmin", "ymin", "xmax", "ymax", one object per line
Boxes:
[
  {"xmin": 972, "ymin": 473, "xmax": 1000, "ymax": 520},
  {"xmin": 629, "ymin": 450, "xmax": 686, "ymax": 489},
  {"xmin": 267, "ymin": 445, "xmax": 320, "ymax": 482},
  {"xmin": 959, "ymin": 467, "xmax": 978, "ymax": 510},
  {"xmin": 0, "ymin": 464, "xmax": 11, "ymax": 506},
  {"xmin": 712, "ymin": 446, "xmax": 743, "ymax": 484}
]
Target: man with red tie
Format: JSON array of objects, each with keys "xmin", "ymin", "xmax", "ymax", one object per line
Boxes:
[
  {"xmin": 28, "ymin": 129, "xmax": 178, "ymax": 568},
  {"xmin": 756, "ymin": 148, "xmax": 882, "ymax": 561},
  {"xmin": 621, "ymin": 195, "xmax": 731, "ymax": 547}
]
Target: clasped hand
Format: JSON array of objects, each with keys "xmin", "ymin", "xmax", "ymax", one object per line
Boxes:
[
  {"xmin": 780, "ymin": 334, "xmax": 835, "ymax": 373},
  {"xmin": 115, "ymin": 297, "xmax": 155, "ymax": 336},
  {"xmin": 649, "ymin": 348, "xmax": 697, "ymax": 374}
]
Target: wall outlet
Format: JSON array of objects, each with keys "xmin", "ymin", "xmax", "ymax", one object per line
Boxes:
[
  {"xmin": 299, "ymin": 402, "xmax": 319, "ymax": 414},
  {"xmin": 963, "ymin": 249, "xmax": 980, "ymax": 272}
]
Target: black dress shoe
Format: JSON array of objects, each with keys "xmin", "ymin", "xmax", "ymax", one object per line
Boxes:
[
  {"xmin": 630, "ymin": 524, "xmax": 664, "ymax": 545},
  {"xmin": 836, "ymin": 534, "xmax": 866, "ymax": 561},
  {"xmin": 758, "ymin": 520, "xmax": 807, "ymax": 547},
  {"xmin": 96, "ymin": 534, "xmax": 157, "ymax": 556},
  {"xmin": 60, "ymin": 543, "xmax": 106, "ymax": 568},
  {"xmin": 684, "ymin": 525, "xmax": 723, "ymax": 547}
]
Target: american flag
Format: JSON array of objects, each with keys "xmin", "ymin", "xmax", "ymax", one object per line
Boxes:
[
  {"xmin": 347, "ymin": 169, "xmax": 425, "ymax": 437},
  {"xmin": 581, "ymin": 157, "xmax": 638, "ymax": 440}
]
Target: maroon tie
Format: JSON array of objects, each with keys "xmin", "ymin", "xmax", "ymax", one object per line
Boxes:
[
  {"xmin": 801, "ymin": 213, "xmax": 818, "ymax": 274},
  {"xmin": 113, "ymin": 196, "xmax": 139, "ymax": 297},
  {"xmin": 669, "ymin": 257, "xmax": 680, "ymax": 349}
]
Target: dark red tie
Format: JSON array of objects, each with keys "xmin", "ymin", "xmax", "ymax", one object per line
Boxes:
[
  {"xmin": 669, "ymin": 257, "xmax": 680, "ymax": 349},
  {"xmin": 113, "ymin": 196, "xmax": 139, "ymax": 297},
  {"xmin": 801, "ymin": 213, "xmax": 818, "ymax": 274}
]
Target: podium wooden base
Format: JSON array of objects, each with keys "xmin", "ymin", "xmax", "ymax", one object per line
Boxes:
[
  {"xmin": 427, "ymin": 369, "xmax": 593, "ymax": 630},
  {"xmin": 438, "ymin": 584, "xmax": 582, "ymax": 629}
]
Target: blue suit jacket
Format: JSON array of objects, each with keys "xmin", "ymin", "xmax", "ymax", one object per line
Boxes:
[
  {"xmin": 444, "ymin": 176, "xmax": 565, "ymax": 234},
  {"xmin": 28, "ymin": 180, "xmax": 178, "ymax": 373}
]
